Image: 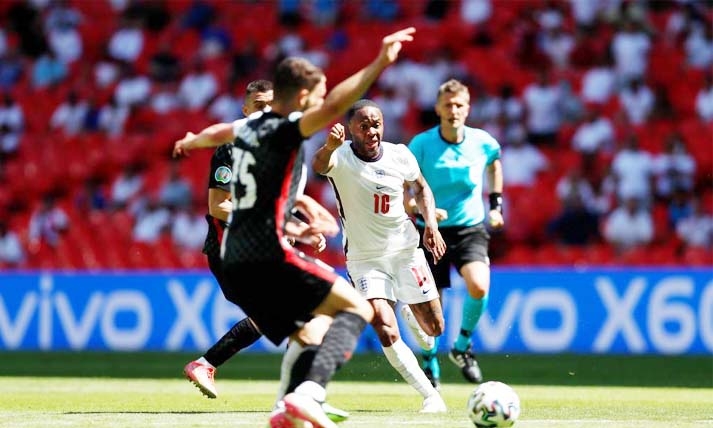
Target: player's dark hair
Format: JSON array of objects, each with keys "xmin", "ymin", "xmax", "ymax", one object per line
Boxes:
[
  {"xmin": 273, "ymin": 57, "xmax": 324, "ymax": 103},
  {"xmin": 347, "ymin": 99, "xmax": 381, "ymax": 121},
  {"xmin": 245, "ymin": 79, "xmax": 273, "ymax": 97}
]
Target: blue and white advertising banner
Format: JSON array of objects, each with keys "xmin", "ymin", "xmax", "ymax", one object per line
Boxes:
[{"xmin": 0, "ymin": 268, "xmax": 711, "ymax": 355}]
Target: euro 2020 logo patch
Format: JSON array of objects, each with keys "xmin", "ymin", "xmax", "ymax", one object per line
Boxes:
[{"xmin": 214, "ymin": 166, "xmax": 232, "ymax": 184}]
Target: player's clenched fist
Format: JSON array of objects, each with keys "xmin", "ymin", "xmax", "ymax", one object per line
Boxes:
[{"xmin": 326, "ymin": 123, "xmax": 346, "ymax": 150}]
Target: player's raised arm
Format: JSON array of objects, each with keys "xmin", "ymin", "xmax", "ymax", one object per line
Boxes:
[
  {"xmin": 298, "ymin": 27, "xmax": 415, "ymax": 138},
  {"xmin": 172, "ymin": 123, "xmax": 235, "ymax": 158},
  {"xmin": 312, "ymin": 123, "xmax": 346, "ymax": 175}
]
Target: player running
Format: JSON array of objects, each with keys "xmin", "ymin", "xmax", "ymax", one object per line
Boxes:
[
  {"xmin": 312, "ymin": 99, "xmax": 447, "ymax": 413},
  {"xmin": 173, "ymin": 26, "xmax": 418, "ymax": 428},
  {"xmin": 175, "ymin": 80, "xmax": 348, "ymax": 423}
]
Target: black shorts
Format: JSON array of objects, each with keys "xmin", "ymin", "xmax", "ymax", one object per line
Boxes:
[
  {"xmin": 221, "ymin": 252, "xmax": 338, "ymax": 346},
  {"xmin": 418, "ymin": 223, "xmax": 490, "ymax": 289},
  {"xmin": 207, "ymin": 254, "xmax": 229, "ymax": 296}
]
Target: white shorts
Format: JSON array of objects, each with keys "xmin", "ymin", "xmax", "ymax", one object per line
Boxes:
[{"xmin": 346, "ymin": 248, "xmax": 440, "ymax": 304}]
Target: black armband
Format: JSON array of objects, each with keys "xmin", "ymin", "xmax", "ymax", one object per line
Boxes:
[{"xmin": 489, "ymin": 192, "xmax": 503, "ymax": 213}]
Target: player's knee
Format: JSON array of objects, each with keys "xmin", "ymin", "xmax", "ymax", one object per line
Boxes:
[
  {"xmin": 428, "ymin": 317, "xmax": 446, "ymax": 337},
  {"xmin": 468, "ymin": 286, "xmax": 488, "ymax": 299},
  {"xmin": 353, "ymin": 298, "xmax": 374, "ymax": 323},
  {"xmin": 462, "ymin": 262, "xmax": 490, "ymax": 298},
  {"xmin": 465, "ymin": 277, "xmax": 489, "ymax": 298},
  {"xmin": 374, "ymin": 322, "xmax": 400, "ymax": 346},
  {"xmin": 298, "ymin": 315, "xmax": 331, "ymax": 345},
  {"xmin": 422, "ymin": 316, "xmax": 445, "ymax": 337}
]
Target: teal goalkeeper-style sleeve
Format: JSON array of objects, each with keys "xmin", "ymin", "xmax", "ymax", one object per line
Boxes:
[{"xmin": 408, "ymin": 126, "xmax": 501, "ymax": 228}]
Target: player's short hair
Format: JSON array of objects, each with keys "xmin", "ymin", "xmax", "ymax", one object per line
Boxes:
[
  {"xmin": 245, "ymin": 79, "xmax": 273, "ymax": 97},
  {"xmin": 273, "ymin": 57, "xmax": 324, "ymax": 103},
  {"xmin": 347, "ymin": 99, "xmax": 381, "ymax": 121},
  {"xmin": 437, "ymin": 79, "xmax": 470, "ymax": 102}
]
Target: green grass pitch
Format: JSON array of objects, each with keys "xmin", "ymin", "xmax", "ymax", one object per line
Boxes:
[{"xmin": 0, "ymin": 352, "xmax": 711, "ymax": 427}]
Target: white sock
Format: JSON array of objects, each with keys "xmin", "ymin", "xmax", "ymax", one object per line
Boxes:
[
  {"xmin": 197, "ymin": 357, "xmax": 214, "ymax": 368},
  {"xmin": 295, "ymin": 380, "xmax": 327, "ymax": 403},
  {"xmin": 382, "ymin": 338, "xmax": 438, "ymax": 399},
  {"xmin": 275, "ymin": 341, "xmax": 304, "ymax": 406},
  {"xmin": 401, "ymin": 304, "xmax": 435, "ymax": 351}
]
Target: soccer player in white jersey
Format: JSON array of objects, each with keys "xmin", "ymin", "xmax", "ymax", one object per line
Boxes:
[{"xmin": 312, "ymin": 99, "xmax": 448, "ymax": 413}]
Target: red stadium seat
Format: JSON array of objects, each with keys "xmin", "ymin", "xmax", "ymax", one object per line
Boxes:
[
  {"xmin": 616, "ymin": 246, "xmax": 652, "ymax": 266},
  {"xmin": 585, "ymin": 244, "xmax": 615, "ymax": 266},
  {"xmin": 6, "ymin": 0, "xmax": 707, "ymax": 272},
  {"xmin": 680, "ymin": 246, "xmax": 712, "ymax": 267}
]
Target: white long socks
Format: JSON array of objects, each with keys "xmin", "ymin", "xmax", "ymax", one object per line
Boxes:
[
  {"xmin": 382, "ymin": 338, "xmax": 439, "ymax": 399},
  {"xmin": 275, "ymin": 341, "xmax": 304, "ymax": 406},
  {"xmin": 400, "ymin": 305, "xmax": 435, "ymax": 351}
]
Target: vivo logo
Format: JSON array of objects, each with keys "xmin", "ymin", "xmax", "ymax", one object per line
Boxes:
[
  {"xmin": 1, "ymin": 271, "xmax": 711, "ymax": 354},
  {"xmin": 0, "ymin": 274, "xmax": 261, "ymax": 351},
  {"xmin": 443, "ymin": 274, "xmax": 713, "ymax": 354}
]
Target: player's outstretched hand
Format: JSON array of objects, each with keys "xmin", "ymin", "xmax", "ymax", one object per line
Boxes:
[
  {"xmin": 377, "ymin": 27, "xmax": 416, "ymax": 67},
  {"xmin": 423, "ymin": 226, "xmax": 446, "ymax": 264},
  {"xmin": 173, "ymin": 132, "xmax": 196, "ymax": 158}
]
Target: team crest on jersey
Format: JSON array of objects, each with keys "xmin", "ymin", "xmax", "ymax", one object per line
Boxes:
[
  {"xmin": 214, "ymin": 166, "xmax": 232, "ymax": 183},
  {"xmin": 357, "ymin": 277, "xmax": 369, "ymax": 293}
]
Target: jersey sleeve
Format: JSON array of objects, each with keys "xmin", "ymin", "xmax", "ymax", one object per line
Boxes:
[
  {"xmin": 208, "ymin": 145, "xmax": 232, "ymax": 192},
  {"xmin": 231, "ymin": 117, "xmax": 247, "ymax": 137},
  {"xmin": 397, "ymin": 144, "xmax": 420, "ymax": 182},
  {"xmin": 322, "ymin": 141, "xmax": 348, "ymax": 177},
  {"xmin": 481, "ymin": 130, "xmax": 502, "ymax": 165},
  {"xmin": 406, "ymin": 134, "xmax": 424, "ymax": 165}
]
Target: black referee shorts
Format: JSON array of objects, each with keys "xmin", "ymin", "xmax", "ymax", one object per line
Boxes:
[{"xmin": 418, "ymin": 223, "xmax": 490, "ymax": 289}]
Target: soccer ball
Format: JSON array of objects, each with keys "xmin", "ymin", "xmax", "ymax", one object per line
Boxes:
[{"xmin": 467, "ymin": 381, "xmax": 521, "ymax": 427}]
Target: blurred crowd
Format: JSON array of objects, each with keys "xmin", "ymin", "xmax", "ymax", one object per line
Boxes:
[{"xmin": 0, "ymin": 0, "xmax": 711, "ymax": 270}]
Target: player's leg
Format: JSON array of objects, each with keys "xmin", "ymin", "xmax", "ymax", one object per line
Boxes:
[
  {"xmin": 281, "ymin": 275, "xmax": 373, "ymax": 428},
  {"xmin": 348, "ymin": 258, "xmax": 436, "ymax": 398},
  {"xmin": 184, "ymin": 257, "xmax": 262, "ymax": 398},
  {"xmin": 389, "ymin": 248, "xmax": 446, "ymax": 412},
  {"xmin": 402, "ymin": 300, "xmax": 443, "ymax": 390},
  {"xmin": 401, "ymin": 259, "xmax": 445, "ymax": 351},
  {"xmin": 370, "ymin": 298, "xmax": 445, "ymax": 413},
  {"xmin": 274, "ymin": 315, "xmax": 350, "ymax": 423},
  {"xmin": 403, "ymin": 242, "xmax": 450, "ymax": 390},
  {"xmin": 184, "ymin": 317, "xmax": 262, "ymax": 398},
  {"xmin": 448, "ymin": 225, "xmax": 491, "ymax": 384},
  {"xmin": 400, "ymin": 303, "xmax": 434, "ymax": 351},
  {"xmin": 233, "ymin": 257, "xmax": 366, "ymax": 428},
  {"xmin": 399, "ymin": 303, "xmax": 442, "ymax": 400}
]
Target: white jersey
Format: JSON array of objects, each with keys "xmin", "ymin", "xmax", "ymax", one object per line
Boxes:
[{"xmin": 324, "ymin": 141, "xmax": 421, "ymax": 261}]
